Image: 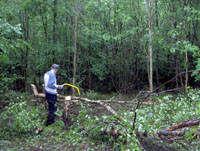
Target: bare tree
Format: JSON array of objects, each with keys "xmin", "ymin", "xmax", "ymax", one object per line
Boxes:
[
  {"xmin": 72, "ymin": 0, "xmax": 78, "ymax": 95},
  {"xmin": 146, "ymin": 0, "xmax": 153, "ymax": 95},
  {"xmin": 184, "ymin": 0, "xmax": 189, "ymax": 91},
  {"xmin": 52, "ymin": 0, "xmax": 57, "ymax": 63}
]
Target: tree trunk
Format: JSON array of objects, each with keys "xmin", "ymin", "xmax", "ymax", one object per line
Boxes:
[
  {"xmin": 146, "ymin": 0, "xmax": 153, "ymax": 95},
  {"xmin": 52, "ymin": 0, "xmax": 57, "ymax": 63},
  {"xmin": 155, "ymin": 0, "xmax": 160, "ymax": 87},
  {"xmin": 62, "ymin": 101, "xmax": 71, "ymax": 130},
  {"xmin": 39, "ymin": 0, "xmax": 48, "ymax": 55},
  {"xmin": 171, "ymin": 2, "xmax": 179, "ymax": 89},
  {"xmin": 184, "ymin": 0, "xmax": 189, "ymax": 91},
  {"xmin": 23, "ymin": 8, "xmax": 30, "ymax": 91},
  {"xmin": 72, "ymin": 0, "xmax": 78, "ymax": 95}
]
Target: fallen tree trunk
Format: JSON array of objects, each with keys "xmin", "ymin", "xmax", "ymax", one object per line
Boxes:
[
  {"xmin": 156, "ymin": 119, "xmax": 200, "ymax": 137},
  {"xmin": 30, "ymin": 84, "xmax": 152, "ymax": 105},
  {"xmin": 157, "ymin": 129, "xmax": 200, "ymax": 139},
  {"xmin": 30, "ymin": 84, "xmax": 119, "ymax": 116},
  {"xmin": 158, "ymin": 130, "xmax": 186, "ymax": 137},
  {"xmin": 166, "ymin": 119, "xmax": 200, "ymax": 131}
]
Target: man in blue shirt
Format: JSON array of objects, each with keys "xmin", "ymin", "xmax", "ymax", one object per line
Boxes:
[{"xmin": 44, "ymin": 64, "xmax": 63, "ymax": 126}]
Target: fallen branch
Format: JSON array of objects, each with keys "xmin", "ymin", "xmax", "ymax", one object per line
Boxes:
[
  {"xmin": 30, "ymin": 84, "xmax": 45, "ymax": 98},
  {"xmin": 30, "ymin": 84, "xmax": 119, "ymax": 116},
  {"xmin": 158, "ymin": 130, "xmax": 186, "ymax": 137},
  {"xmin": 155, "ymin": 119, "xmax": 200, "ymax": 138},
  {"xmin": 31, "ymin": 84, "xmax": 152, "ymax": 105},
  {"xmin": 166, "ymin": 119, "xmax": 200, "ymax": 131},
  {"xmin": 71, "ymin": 97, "xmax": 119, "ymax": 116},
  {"xmin": 153, "ymin": 69, "xmax": 200, "ymax": 93}
]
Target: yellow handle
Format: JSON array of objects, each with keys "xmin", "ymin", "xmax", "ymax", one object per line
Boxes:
[{"xmin": 62, "ymin": 83, "xmax": 80, "ymax": 95}]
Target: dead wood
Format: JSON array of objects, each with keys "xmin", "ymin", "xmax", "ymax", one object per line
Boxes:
[
  {"xmin": 103, "ymin": 128, "xmax": 121, "ymax": 138},
  {"xmin": 156, "ymin": 119, "xmax": 200, "ymax": 138},
  {"xmin": 166, "ymin": 119, "xmax": 200, "ymax": 131},
  {"xmin": 71, "ymin": 96, "xmax": 119, "ymax": 116},
  {"xmin": 30, "ymin": 84, "xmax": 119, "ymax": 116},
  {"xmin": 158, "ymin": 130, "xmax": 186, "ymax": 137}
]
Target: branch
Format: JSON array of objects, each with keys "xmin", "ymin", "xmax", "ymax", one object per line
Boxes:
[
  {"xmin": 30, "ymin": 84, "xmax": 119, "ymax": 116},
  {"xmin": 153, "ymin": 69, "xmax": 200, "ymax": 93},
  {"xmin": 166, "ymin": 119, "xmax": 200, "ymax": 131},
  {"xmin": 156, "ymin": 119, "xmax": 200, "ymax": 137},
  {"xmin": 158, "ymin": 130, "xmax": 186, "ymax": 137},
  {"xmin": 71, "ymin": 97, "xmax": 119, "ymax": 116}
]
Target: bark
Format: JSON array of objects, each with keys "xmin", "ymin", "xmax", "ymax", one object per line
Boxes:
[
  {"xmin": 62, "ymin": 101, "xmax": 71, "ymax": 130},
  {"xmin": 156, "ymin": 119, "xmax": 200, "ymax": 137},
  {"xmin": 21, "ymin": 8, "xmax": 30, "ymax": 91},
  {"xmin": 72, "ymin": 0, "xmax": 78, "ymax": 95},
  {"xmin": 30, "ymin": 84, "xmax": 119, "ymax": 116},
  {"xmin": 157, "ymin": 130, "xmax": 186, "ymax": 137},
  {"xmin": 30, "ymin": 84, "xmax": 154, "ymax": 120},
  {"xmin": 153, "ymin": 70, "xmax": 200, "ymax": 93},
  {"xmin": 184, "ymin": 0, "xmax": 189, "ymax": 91},
  {"xmin": 103, "ymin": 128, "xmax": 121, "ymax": 138},
  {"xmin": 166, "ymin": 119, "xmax": 200, "ymax": 131},
  {"xmin": 52, "ymin": 0, "xmax": 57, "ymax": 62},
  {"xmin": 71, "ymin": 96, "xmax": 119, "ymax": 116},
  {"xmin": 155, "ymin": 0, "xmax": 159, "ymax": 87},
  {"xmin": 170, "ymin": 2, "xmax": 179, "ymax": 89},
  {"xmin": 146, "ymin": 0, "xmax": 153, "ymax": 95},
  {"xmin": 157, "ymin": 129, "xmax": 200, "ymax": 138},
  {"xmin": 53, "ymin": 0, "xmax": 57, "ymax": 43},
  {"xmin": 39, "ymin": 3, "xmax": 48, "ymax": 41},
  {"xmin": 87, "ymin": 24, "xmax": 91, "ymax": 90}
]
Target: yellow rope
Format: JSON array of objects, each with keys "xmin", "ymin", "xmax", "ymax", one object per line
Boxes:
[{"xmin": 62, "ymin": 83, "xmax": 80, "ymax": 95}]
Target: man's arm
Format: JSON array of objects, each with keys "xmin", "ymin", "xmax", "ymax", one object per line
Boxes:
[
  {"xmin": 47, "ymin": 76, "xmax": 57, "ymax": 89},
  {"xmin": 45, "ymin": 74, "xmax": 62, "ymax": 89}
]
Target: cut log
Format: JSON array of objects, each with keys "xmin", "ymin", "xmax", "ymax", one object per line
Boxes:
[
  {"xmin": 156, "ymin": 119, "xmax": 200, "ymax": 138},
  {"xmin": 31, "ymin": 84, "xmax": 66, "ymax": 99},
  {"xmin": 167, "ymin": 119, "xmax": 200, "ymax": 131},
  {"xmin": 158, "ymin": 130, "xmax": 186, "ymax": 137},
  {"xmin": 30, "ymin": 84, "xmax": 45, "ymax": 98},
  {"xmin": 103, "ymin": 128, "xmax": 121, "ymax": 138}
]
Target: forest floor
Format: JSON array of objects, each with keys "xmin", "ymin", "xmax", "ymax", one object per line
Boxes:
[{"xmin": 1, "ymin": 89, "xmax": 200, "ymax": 151}]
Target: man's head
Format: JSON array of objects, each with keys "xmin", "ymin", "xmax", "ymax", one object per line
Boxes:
[{"xmin": 51, "ymin": 64, "xmax": 59, "ymax": 73}]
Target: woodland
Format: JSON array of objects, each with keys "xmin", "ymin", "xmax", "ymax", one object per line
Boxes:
[{"xmin": 0, "ymin": 0, "xmax": 200, "ymax": 150}]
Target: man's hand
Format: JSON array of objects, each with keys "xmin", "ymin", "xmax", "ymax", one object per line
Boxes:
[{"xmin": 57, "ymin": 85, "xmax": 63, "ymax": 89}]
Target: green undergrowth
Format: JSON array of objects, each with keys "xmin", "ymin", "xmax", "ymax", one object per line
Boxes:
[
  {"xmin": 82, "ymin": 90, "xmax": 111, "ymax": 100},
  {"xmin": 0, "ymin": 89, "xmax": 200, "ymax": 150},
  {"xmin": 135, "ymin": 90, "xmax": 200, "ymax": 134}
]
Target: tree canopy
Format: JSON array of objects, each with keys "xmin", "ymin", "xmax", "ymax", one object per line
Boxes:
[{"xmin": 0, "ymin": 0, "xmax": 200, "ymax": 93}]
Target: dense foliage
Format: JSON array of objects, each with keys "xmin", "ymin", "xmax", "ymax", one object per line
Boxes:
[
  {"xmin": 1, "ymin": 0, "xmax": 200, "ymax": 150},
  {"xmin": 0, "ymin": 0, "xmax": 200, "ymax": 92},
  {"xmin": 0, "ymin": 92, "xmax": 44, "ymax": 138}
]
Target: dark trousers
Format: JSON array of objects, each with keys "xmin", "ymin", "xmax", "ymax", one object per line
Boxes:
[{"xmin": 45, "ymin": 91, "xmax": 57, "ymax": 125}]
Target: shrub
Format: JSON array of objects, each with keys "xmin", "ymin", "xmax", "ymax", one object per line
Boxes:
[
  {"xmin": 0, "ymin": 99, "xmax": 43, "ymax": 138},
  {"xmin": 83, "ymin": 90, "xmax": 109, "ymax": 100}
]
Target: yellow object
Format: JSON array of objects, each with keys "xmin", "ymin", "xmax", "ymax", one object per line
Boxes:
[{"xmin": 62, "ymin": 83, "xmax": 80, "ymax": 95}]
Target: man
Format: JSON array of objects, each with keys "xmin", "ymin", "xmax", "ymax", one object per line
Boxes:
[{"xmin": 44, "ymin": 64, "xmax": 63, "ymax": 126}]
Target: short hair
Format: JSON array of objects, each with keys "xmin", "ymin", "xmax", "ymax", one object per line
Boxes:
[{"xmin": 51, "ymin": 64, "xmax": 59, "ymax": 70}]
